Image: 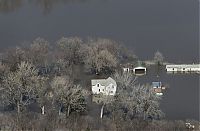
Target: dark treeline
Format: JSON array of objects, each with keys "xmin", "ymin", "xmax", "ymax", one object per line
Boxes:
[{"xmin": 0, "ymin": 37, "xmax": 199, "ymax": 131}]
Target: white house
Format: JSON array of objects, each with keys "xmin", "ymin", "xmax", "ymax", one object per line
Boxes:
[{"xmin": 91, "ymin": 77, "xmax": 117, "ymax": 96}]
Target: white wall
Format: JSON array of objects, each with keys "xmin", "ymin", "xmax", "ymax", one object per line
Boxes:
[
  {"xmin": 92, "ymin": 83, "xmax": 117, "ymax": 96},
  {"xmin": 92, "ymin": 83, "xmax": 105, "ymax": 95},
  {"xmin": 166, "ymin": 67, "xmax": 200, "ymax": 72},
  {"xmin": 123, "ymin": 68, "xmax": 129, "ymax": 72},
  {"xmin": 105, "ymin": 84, "xmax": 116, "ymax": 95}
]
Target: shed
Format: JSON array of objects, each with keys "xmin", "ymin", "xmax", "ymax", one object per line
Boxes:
[{"xmin": 133, "ymin": 61, "xmax": 147, "ymax": 75}]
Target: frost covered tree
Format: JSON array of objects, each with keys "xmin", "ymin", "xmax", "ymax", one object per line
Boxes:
[
  {"xmin": 28, "ymin": 37, "xmax": 50, "ymax": 67},
  {"xmin": 2, "ymin": 62, "xmax": 47, "ymax": 113},
  {"xmin": 123, "ymin": 84, "xmax": 164, "ymax": 120},
  {"xmin": 51, "ymin": 76, "xmax": 73, "ymax": 115},
  {"xmin": 51, "ymin": 76, "xmax": 87, "ymax": 116},
  {"xmin": 83, "ymin": 39, "xmax": 118, "ymax": 74},
  {"xmin": 62, "ymin": 84, "xmax": 87, "ymax": 117},
  {"xmin": 113, "ymin": 71, "xmax": 137, "ymax": 90},
  {"xmin": 3, "ymin": 47, "xmax": 27, "ymax": 71},
  {"xmin": 154, "ymin": 51, "xmax": 164, "ymax": 65},
  {"xmin": 112, "ymin": 72, "xmax": 164, "ymax": 120},
  {"xmin": 56, "ymin": 37, "xmax": 83, "ymax": 66}
]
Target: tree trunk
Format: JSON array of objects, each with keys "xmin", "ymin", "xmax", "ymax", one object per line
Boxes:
[
  {"xmin": 67, "ymin": 105, "xmax": 70, "ymax": 117},
  {"xmin": 17, "ymin": 101, "xmax": 20, "ymax": 114},
  {"xmin": 100, "ymin": 104, "xmax": 105, "ymax": 119},
  {"xmin": 59, "ymin": 107, "xmax": 62, "ymax": 116},
  {"xmin": 41, "ymin": 106, "xmax": 45, "ymax": 115},
  {"xmin": 143, "ymin": 112, "xmax": 146, "ymax": 120}
]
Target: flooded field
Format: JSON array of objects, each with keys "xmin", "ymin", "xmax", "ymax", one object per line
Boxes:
[
  {"xmin": 137, "ymin": 66, "xmax": 199, "ymax": 120},
  {"xmin": 0, "ymin": 0, "xmax": 199, "ymax": 120}
]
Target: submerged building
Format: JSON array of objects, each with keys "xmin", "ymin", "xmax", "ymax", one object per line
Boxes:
[
  {"xmin": 166, "ymin": 64, "xmax": 200, "ymax": 72},
  {"xmin": 152, "ymin": 82, "xmax": 166, "ymax": 96},
  {"xmin": 122, "ymin": 61, "xmax": 147, "ymax": 75}
]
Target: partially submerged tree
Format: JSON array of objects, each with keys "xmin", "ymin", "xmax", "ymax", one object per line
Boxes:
[
  {"xmin": 154, "ymin": 51, "xmax": 164, "ymax": 65},
  {"xmin": 2, "ymin": 38, "xmax": 50, "ymax": 71},
  {"xmin": 124, "ymin": 84, "xmax": 164, "ymax": 120},
  {"xmin": 83, "ymin": 39, "xmax": 118, "ymax": 74},
  {"xmin": 112, "ymin": 71, "xmax": 137, "ymax": 90},
  {"xmin": 2, "ymin": 62, "xmax": 47, "ymax": 113},
  {"xmin": 3, "ymin": 47, "xmax": 27, "ymax": 71},
  {"xmin": 28, "ymin": 37, "xmax": 50, "ymax": 67},
  {"xmin": 56, "ymin": 37, "xmax": 83, "ymax": 66},
  {"xmin": 112, "ymin": 72, "xmax": 164, "ymax": 120}
]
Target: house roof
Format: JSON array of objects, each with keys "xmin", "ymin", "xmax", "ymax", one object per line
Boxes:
[
  {"xmin": 166, "ymin": 64, "xmax": 200, "ymax": 68},
  {"xmin": 152, "ymin": 82, "xmax": 162, "ymax": 87},
  {"xmin": 91, "ymin": 77, "xmax": 117, "ymax": 87},
  {"xmin": 134, "ymin": 66, "xmax": 146, "ymax": 69}
]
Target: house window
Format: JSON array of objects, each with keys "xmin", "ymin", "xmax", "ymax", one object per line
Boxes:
[
  {"xmin": 183, "ymin": 68, "xmax": 185, "ymax": 70},
  {"xmin": 112, "ymin": 85, "xmax": 114, "ymax": 88},
  {"xmin": 110, "ymin": 91, "xmax": 113, "ymax": 93},
  {"xmin": 103, "ymin": 89, "xmax": 104, "ymax": 91},
  {"xmin": 97, "ymin": 84, "xmax": 100, "ymax": 87},
  {"xmin": 99, "ymin": 89, "xmax": 100, "ymax": 92}
]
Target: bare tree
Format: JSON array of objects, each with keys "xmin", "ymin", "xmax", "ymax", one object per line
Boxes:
[
  {"xmin": 51, "ymin": 76, "xmax": 73, "ymax": 115},
  {"xmin": 56, "ymin": 37, "xmax": 83, "ymax": 66},
  {"xmin": 83, "ymin": 39, "xmax": 118, "ymax": 74},
  {"xmin": 2, "ymin": 38, "xmax": 50, "ymax": 71},
  {"xmin": 154, "ymin": 51, "xmax": 164, "ymax": 65},
  {"xmin": 51, "ymin": 76, "xmax": 87, "ymax": 117},
  {"xmin": 99, "ymin": 94, "xmax": 115, "ymax": 119},
  {"xmin": 62, "ymin": 84, "xmax": 87, "ymax": 117},
  {"xmin": 112, "ymin": 72, "xmax": 164, "ymax": 120},
  {"xmin": 3, "ymin": 46, "xmax": 27, "ymax": 71},
  {"xmin": 28, "ymin": 37, "xmax": 50, "ymax": 67},
  {"xmin": 91, "ymin": 38, "xmax": 137, "ymax": 62},
  {"xmin": 125, "ymin": 84, "xmax": 164, "ymax": 120},
  {"xmin": 2, "ymin": 62, "xmax": 47, "ymax": 113},
  {"xmin": 37, "ymin": 82, "xmax": 49, "ymax": 115},
  {"xmin": 112, "ymin": 71, "xmax": 137, "ymax": 90}
]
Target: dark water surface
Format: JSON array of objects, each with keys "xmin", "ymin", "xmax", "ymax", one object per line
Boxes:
[
  {"xmin": 138, "ymin": 66, "xmax": 199, "ymax": 120},
  {"xmin": 0, "ymin": 0, "xmax": 199, "ymax": 120}
]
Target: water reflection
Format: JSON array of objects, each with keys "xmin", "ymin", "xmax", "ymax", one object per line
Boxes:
[
  {"xmin": 0, "ymin": 0, "xmax": 92, "ymax": 14},
  {"xmin": 138, "ymin": 65, "xmax": 199, "ymax": 120},
  {"xmin": 0, "ymin": 0, "xmax": 22, "ymax": 13},
  {"xmin": 34, "ymin": 0, "xmax": 95, "ymax": 14}
]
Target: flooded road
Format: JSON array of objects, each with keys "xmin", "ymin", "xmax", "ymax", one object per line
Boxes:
[{"xmin": 0, "ymin": 0, "xmax": 199, "ymax": 120}]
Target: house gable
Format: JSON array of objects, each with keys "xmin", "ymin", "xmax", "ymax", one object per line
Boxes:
[{"xmin": 91, "ymin": 77, "xmax": 117, "ymax": 96}]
